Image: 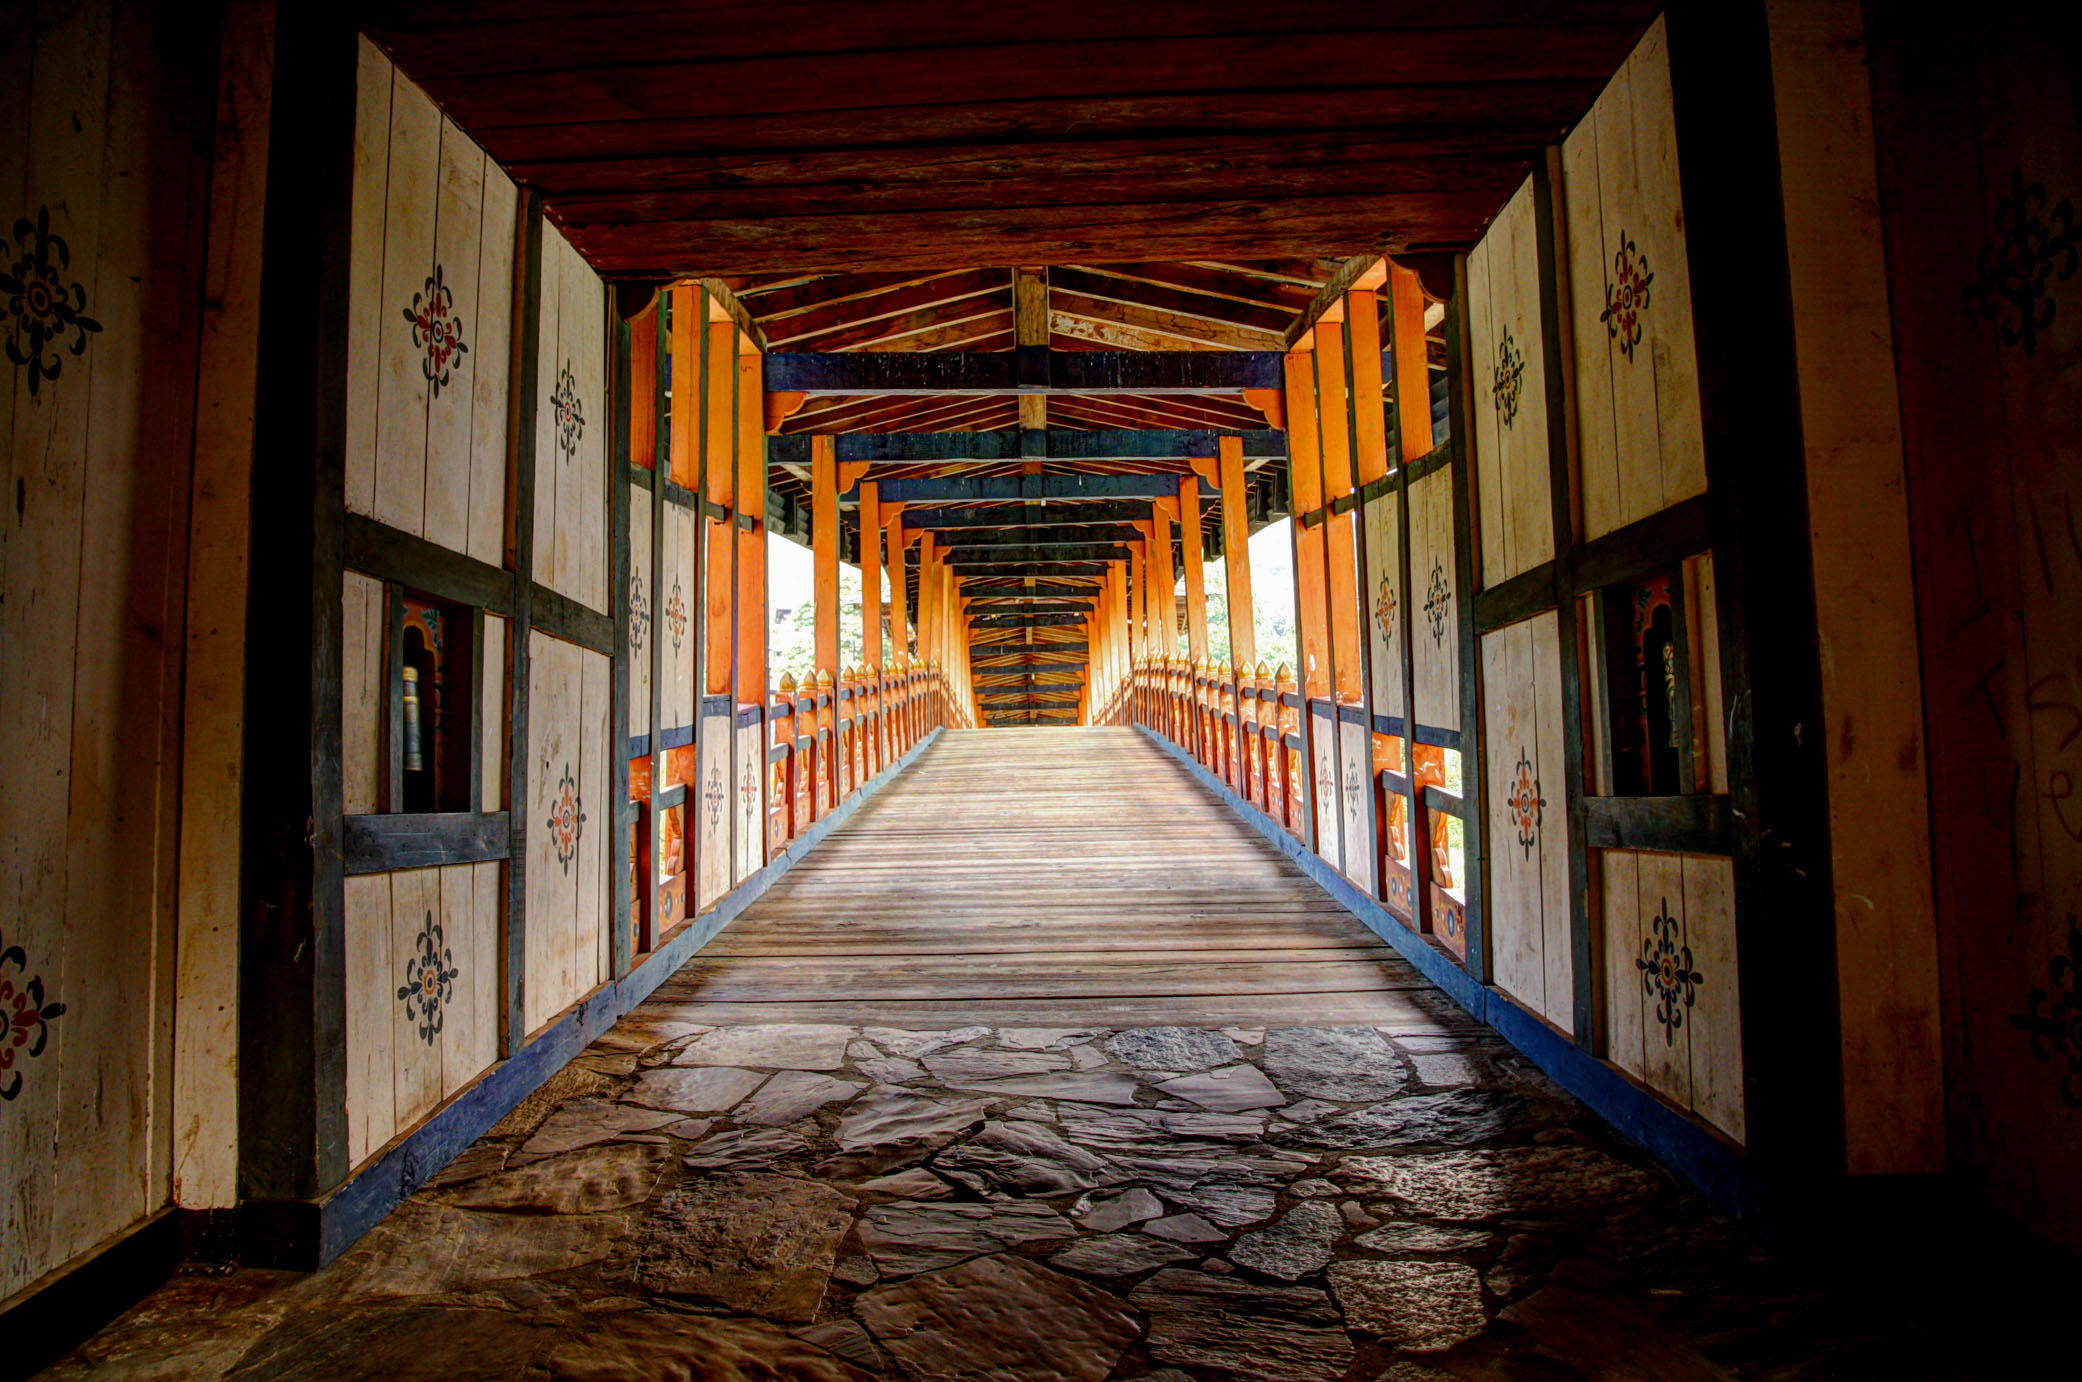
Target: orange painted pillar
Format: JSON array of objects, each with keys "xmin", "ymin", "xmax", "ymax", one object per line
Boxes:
[
  {"xmin": 1218, "ymin": 436, "xmax": 1256, "ymax": 669},
  {"xmin": 917, "ymin": 532, "xmax": 937, "ymax": 670},
  {"xmin": 887, "ymin": 510, "xmax": 909, "ymax": 659},
  {"xmin": 1316, "ymin": 320, "xmax": 1364, "ymax": 707},
  {"xmin": 1180, "ymin": 477, "xmax": 1210, "ymax": 661},
  {"xmin": 1287, "ymin": 348, "xmax": 1332, "ymax": 701},
  {"xmin": 859, "ymin": 480, "xmax": 882, "ymax": 666},
  {"xmin": 812, "ymin": 435, "xmax": 840, "ymax": 676}
]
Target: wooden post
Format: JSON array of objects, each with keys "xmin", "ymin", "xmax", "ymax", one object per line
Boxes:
[
  {"xmin": 917, "ymin": 532, "xmax": 937, "ymax": 668},
  {"xmin": 1286, "ymin": 346, "xmax": 1334, "ymax": 859},
  {"xmin": 1218, "ymin": 436, "xmax": 1256, "ymax": 669},
  {"xmin": 697, "ymin": 312, "xmax": 736, "ymax": 911},
  {"xmin": 859, "ymin": 480, "xmax": 882, "ymax": 665},
  {"xmin": 1150, "ymin": 499, "xmax": 1180, "ymax": 657},
  {"xmin": 1015, "ymin": 267, "xmax": 1048, "ymax": 434},
  {"xmin": 811, "ymin": 434, "xmax": 840, "ymax": 676},
  {"xmin": 1180, "ymin": 476, "xmax": 1210, "ymax": 661},
  {"xmin": 1316, "ymin": 320, "xmax": 1365, "ymax": 705},
  {"xmin": 887, "ymin": 510, "xmax": 909, "ymax": 659},
  {"xmin": 736, "ymin": 335, "xmax": 768, "ymax": 875}
]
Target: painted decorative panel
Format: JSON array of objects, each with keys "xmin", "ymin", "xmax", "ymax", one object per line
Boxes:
[
  {"xmin": 531, "ymin": 225, "xmax": 609, "ymax": 612},
  {"xmin": 1361, "ymin": 490, "xmax": 1404, "ymax": 717},
  {"xmin": 1, "ymin": 0, "xmax": 211, "ymax": 1298},
  {"xmin": 342, "ymin": 572, "xmax": 386, "ymax": 814},
  {"xmin": 1481, "ymin": 612, "xmax": 1574, "ymax": 1031},
  {"xmin": 662, "ymin": 499, "xmax": 697, "ymax": 734},
  {"xmin": 343, "ymin": 38, "xmax": 515, "ymax": 567},
  {"xmin": 1468, "ymin": 174, "xmax": 1557, "ymax": 587},
  {"xmin": 695, "ymin": 707, "xmax": 732, "ymax": 912},
  {"xmin": 1338, "ymin": 717, "xmax": 1377, "ymax": 896},
  {"xmin": 1407, "ymin": 465, "xmax": 1461, "ymax": 732},
  {"xmin": 1310, "ymin": 711, "xmax": 1342, "ymax": 871},
  {"xmin": 343, "ymin": 860, "xmax": 500, "ymax": 1167},
  {"xmin": 1561, "ymin": 14, "xmax": 1707, "ymax": 541},
  {"xmin": 629, "ymin": 489, "xmax": 652, "ymax": 742},
  {"xmin": 523, "ymin": 632, "xmax": 611, "ymax": 1033},
  {"xmin": 735, "ymin": 720, "xmax": 765, "ymax": 886},
  {"xmin": 1599, "ymin": 849, "xmax": 1743, "ymax": 1140}
]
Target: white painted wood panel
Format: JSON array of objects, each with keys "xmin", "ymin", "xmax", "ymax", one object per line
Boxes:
[
  {"xmin": 466, "ymin": 144, "xmax": 516, "ymax": 568},
  {"xmin": 1529, "ymin": 611, "xmax": 1574, "ymax": 1030},
  {"xmin": 578, "ymin": 647, "xmax": 612, "ymax": 994},
  {"xmin": 368, "ymin": 72, "xmax": 438, "ymax": 535},
  {"xmin": 343, "ymin": 872, "xmax": 395, "ymax": 1166},
  {"xmin": 696, "ymin": 710, "xmax": 731, "ymax": 912},
  {"xmin": 663, "ymin": 500, "xmax": 697, "ymax": 731},
  {"xmin": 1338, "ymin": 716, "xmax": 1376, "ymax": 896},
  {"xmin": 481, "ymin": 612, "xmax": 506, "ymax": 812},
  {"xmin": 524, "ymin": 630, "xmax": 583, "ymax": 1033},
  {"xmin": 343, "ymin": 572, "xmax": 385, "ymax": 814},
  {"xmin": 1482, "ymin": 620, "xmax": 1544, "ymax": 1015},
  {"xmin": 419, "ymin": 116, "xmax": 484, "ymax": 553},
  {"xmin": 1471, "ymin": 176, "xmax": 1555, "ymax": 587},
  {"xmin": 343, "ymin": 36, "xmax": 389, "ymax": 520},
  {"xmin": 1361, "ymin": 490, "xmax": 1403, "ymax": 717},
  {"xmin": 388, "ymin": 864, "xmax": 443, "ymax": 1135},
  {"xmin": 630, "ymin": 489, "xmax": 653, "ymax": 740},
  {"xmin": 735, "ymin": 720, "xmax": 764, "ymax": 885},
  {"xmin": 1682, "ymin": 852, "xmax": 1743, "ymax": 1140},
  {"xmin": 1310, "ymin": 711, "xmax": 1342, "ymax": 872},
  {"xmin": 1408, "ymin": 466, "xmax": 1460, "ymax": 731}
]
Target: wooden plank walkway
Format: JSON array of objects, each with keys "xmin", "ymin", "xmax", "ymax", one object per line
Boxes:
[{"xmin": 650, "ymin": 727, "xmax": 1463, "ymax": 1029}]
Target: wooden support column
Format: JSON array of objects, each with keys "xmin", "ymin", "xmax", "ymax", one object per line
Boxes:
[
  {"xmin": 1180, "ymin": 476, "xmax": 1210, "ymax": 661},
  {"xmin": 859, "ymin": 481, "xmax": 882, "ymax": 665},
  {"xmin": 735, "ymin": 332, "xmax": 768, "ymax": 878},
  {"xmin": 696, "ymin": 311, "xmax": 736, "ymax": 912},
  {"xmin": 1128, "ymin": 536, "xmax": 1147, "ymax": 668},
  {"xmin": 917, "ymin": 532, "xmax": 937, "ymax": 667},
  {"xmin": 1015, "ymin": 268, "xmax": 1048, "ymax": 434},
  {"xmin": 1150, "ymin": 499, "xmax": 1180, "ymax": 657},
  {"xmin": 1217, "ymin": 436, "xmax": 1256, "ymax": 669},
  {"xmin": 1316, "ymin": 321, "xmax": 1365, "ymax": 705},
  {"xmin": 1286, "ymin": 346, "xmax": 1335, "ymax": 859},
  {"xmin": 887, "ymin": 510, "xmax": 909, "ymax": 658},
  {"xmin": 812, "ymin": 435, "xmax": 840, "ymax": 674}
]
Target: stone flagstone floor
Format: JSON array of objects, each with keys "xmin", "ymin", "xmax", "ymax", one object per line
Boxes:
[{"xmin": 38, "ymin": 1010, "xmax": 1980, "ymax": 1381}]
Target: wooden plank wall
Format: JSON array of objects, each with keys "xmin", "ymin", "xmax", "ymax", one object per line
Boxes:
[
  {"xmin": 344, "ymin": 39, "xmax": 515, "ymax": 568},
  {"xmin": 1456, "ymin": 15, "xmax": 1745, "ymax": 1142},
  {"xmin": 0, "ymin": 0, "xmax": 212, "ymax": 1300},
  {"xmin": 1562, "ymin": 16, "xmax": 1706, "ymax": 543},
  {"xmin": 1866, "ymin": 0, "xmax": 2082, "ymax": 1245},
  {"xmin": 336, "ymin": 46, "xmax": 616, "ymax": 1169}
]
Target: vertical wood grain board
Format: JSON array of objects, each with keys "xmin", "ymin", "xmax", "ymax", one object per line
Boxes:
[
  {"xmin": 1408, "ymin": 465, "xmax": 1461, "ymax": 732},
  {"xmin": 523, "ymin": 632, "xmax": 610, "ymax": 1033},
  {"xmin": 1481, "ymin": 613, "xmax": 1573, "ymax": 1031},
  {"xmin": 1468, "ymin": 175, "xmax": 1557, "ymax": 587}
]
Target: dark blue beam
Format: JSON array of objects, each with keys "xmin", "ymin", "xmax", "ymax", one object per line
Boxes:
[
  {"xmin": 767, "ymin": 428, "xmax": 1280, "ymax": 466},
  {"xmin": 764, "ymin": 349, "xmax": 1282, "ymax": 396},
  {"xmin": 873, "ymin": 474, "xmax": 1182, "ymax": 504}
]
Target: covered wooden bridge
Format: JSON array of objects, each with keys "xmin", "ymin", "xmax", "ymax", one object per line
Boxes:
[{"xmin": 5, "ymin": 1, "xmax": 2080, "ymax": 1378}]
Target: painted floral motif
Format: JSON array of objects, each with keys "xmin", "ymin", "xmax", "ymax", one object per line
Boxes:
[
  {"xmin": 1491, "ymin": 328, "xmax": 1525, "ymax": 427},
  {"xmin": 1964, "ymin": 166, "xmax": 2081, "ymax": 359},
  {"xmin": 1638, "ymin": 901, "xmax": 1703, "ymax": 1047},
  {"xmin": 546, "ymin": 764, "xmax": 586, "ymax": 874},
  {"xmin": 551, "ymin": 360, "xmax": 585, "ymax": 463},
  {"xmin": 1372, "ymin": 575, "xmax": 1398, "ymax": 652},
  {"xmin": 1600, "ymin": 231, "xmax": 1654, "ymax": 361},
  {"xmin": 403, "ymin": 265, "xmax": 468, "ymax": 397},
  {"xmin": 666, "ymin": 577, "xmax": 688, "ymax": 653},
  {"xmin": 3, "ymin": 206, "xmax": 101, "ymax": 397},
  {"xmin": 1423, "ymin": 558, "xmax": 1451, "ymax": 647},
  {"xmin": 630, "ymin": 571, "xmax": 650, "ymax": 657},
  {"xmin": 0, "ymin": 926, "xmax": 67, "ymax": 1101},
  {"xmin": 2011, "ymin": 921, "xmax": 2082, "ymax": 1109},
  {"xmin": 704, "ymin": 762, "xmax": 728, "ymax": 832},
  {"xmin": 1507, "ymin": 748, "xmax": 1544, "ymax": 859},
  {"xmin": 396, "ymin": 909, "xmax": 458, "ymax": 1045}
]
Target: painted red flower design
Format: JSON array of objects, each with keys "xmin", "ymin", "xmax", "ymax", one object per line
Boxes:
[
  {"xmin": 1600, "ymin": 231, "xmax": 1654, "ymax": 361},
  {"xmin": 1507, "ymin": 748, "xmax": 1544, "ymax": 858},
  {"xmin": 547, "ymin": 764, "xmax": 586, "ymax": 874},
  {"xmin": 396, "ymin": 910, "xmax": 458, "ymax": 1044},
  {"xmin": 1638, "ymin": 901, "xmax": 1703, "ymax": 1046},
  {"xmin": 1, "ymin": 927, "xmax": 67, "ymax": 1100},
  {"xmin": 666, "ymin": 578, "xmax": 688, "ymax": 653},
  {"xmin": 404, "ymin": 265, "xmax": 469, "ymax": 396},
  {"xmin": 3, "ymin": 206, "xmax": 101, "ymax": 396},
  {"xmin": 1373, "ymin": 575, "xmax": 1398, "ymax": 651}
]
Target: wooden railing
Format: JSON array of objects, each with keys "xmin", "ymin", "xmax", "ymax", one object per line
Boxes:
[{"xmin": 1114, "ymin": 653, "xmax": 1464, "ymax": 937}]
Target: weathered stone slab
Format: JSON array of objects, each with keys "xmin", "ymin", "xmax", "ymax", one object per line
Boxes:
[
  {"xmin": 860, "ymin": 1167, "xmax": 953, "ymax": 1199},
  {"xmin": 1068, "ymin": 1044, "xmax": 1109, "ymax": 1070},
  {"xmin": 945, "ymin": 1071, "xmax": 1141, "ymax": 1105},
  {"xmin": 1104, "ymin": 1027, "xmax": 1242, "ymax": 1071},
  {"xmin": 855, "ymin": 1056, "xmax": 927, "ymax": 1085},
  {"xmin": 735, "ymin": 1071, "xmax": 864, "ymax": 1126},
  {"xmin": 634, "ymin": 1172, "xmax": 856, "ymax": 1322},
  {"xmin": 313, "ymin": 1202, "xmax": 631, "ymax": 1301},
  {"xmin": 1051, "ymin": 1233, "xmax": 1195, "ymax": 1277},
  {"xmin": 921, "ymin": 1049, "xmax": 1072, "ymax": 1081},
  {"xmin": 1353, "ymin": 1220, "xmax": 1497, "ymax": 1255},
  {"xmin": 1156, "ymin": 1063, "xmax": 1286, "ymax": 1112},
  {"xmin": 997, "ymin": 1027, "xmax": 1100, "ymax": 1050},
  {"xmin": 1106, "ymin": 1149, "xmax": 1310, "ymax": 1227},
  {"xmin": 836, "ymin": 1092, "xmax": 991, "ymax": 1152},
  {"xmin": 1143, "ymin": 1214, "xmax": 1227, "ymax": 1244},
  {"xmin": 857, "ymin": 1253, "xmax": 1138, "ymax": 1382},
  {"xmin": 1228, "ymin": 1201, "xmax": 1343, "ymax": 1281},
  {"xmin": 856, "ymin": 1201, "xmax": 1076, "ymax": 1276},
  {"xmin": 548, "ymin": 1308, "xmax": 874, "ymax": 1381},
  {"xmin": 508, "ymin": 1100, "xmax": 682, "ymax": 1165},
  {"xmin": 1076, "ymin": 1186, "xmax": 1164, "ymax": 1232},
  {"xmin": 434, "ymin": 1143, "xmax": 669, "ymax": 1215},
  {"xmin": 1272, "ymin": 1089, "xmax": 1524, "ymax": 1150},
  {"xmin": 1130, "ymin": 1268, "xmax": 1354, "ymax": 1382},
  {"xmin": 861, "ymin": 1025, "xmax": 989, "ymax": 1057},
  {"xmin": 626, "ymin": 1066, "xmax": 768, "ymax": 1114},
  {"xmin": 675, "ymin": 1023, "xmax": 856, "ymax": 1071},
  {"xmin": 1334, "ymin": 1146, "xmax": 1658, "ymax": 1221},
  {"xmin": 934, "ymin": 1121, "xmax": 1123, "ymax": 1195},
  {"xmin": 590, "ymin": 1017, "xmax": 711, "ymax": 1053},
  {"xmin": 681, "ymin": 1127, "xmax": 809, "ymax": 1170},
  {"xmin": 222, "ymin": 1303, "xmax": 557, "ymax": 1380},
  {"xmin": 487, "ymin": 1066, "xmax": 621, "ymax": 1139},
  {"xmin": 792, "ymin": 1318, "xmax": 884, "ymax": 1373},
  {"xmin": 1410, "ymin": 1052, "xmax": 1483, "ymax": 1086},
  {"xmin": 1263, "ymin": 1027, "xmax": 1408, "ymax": 1102},
  {"xmin": 1328, "ymin": 1260, "xmax": 1487, "ymax": 1352},
  {"xmin": 1054, "ymin": 1104, "xmax": 1265, "ymax": 1151},
  {"xmin": 421, "ymin": 1141, "xmax": 510, "ymax": 1189}
]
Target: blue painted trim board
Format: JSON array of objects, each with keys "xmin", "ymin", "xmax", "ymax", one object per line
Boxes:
[
  {"xmin": 246, "ymin": 728, "xmax": 943, "ymax": 1271},
  {"xmin": 1138, "ymin": 726, "xmax": 1771, "ymax": 1227}
]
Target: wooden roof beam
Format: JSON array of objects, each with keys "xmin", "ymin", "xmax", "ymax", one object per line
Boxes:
[{"xmin": 764, "ymin": 349, "xmax": 1282, "ymax": 396}]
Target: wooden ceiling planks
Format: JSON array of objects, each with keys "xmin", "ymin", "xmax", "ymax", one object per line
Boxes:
[{"xmin": 363, "ymin": 1, "xmax": 1659, "ymax": 276}]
